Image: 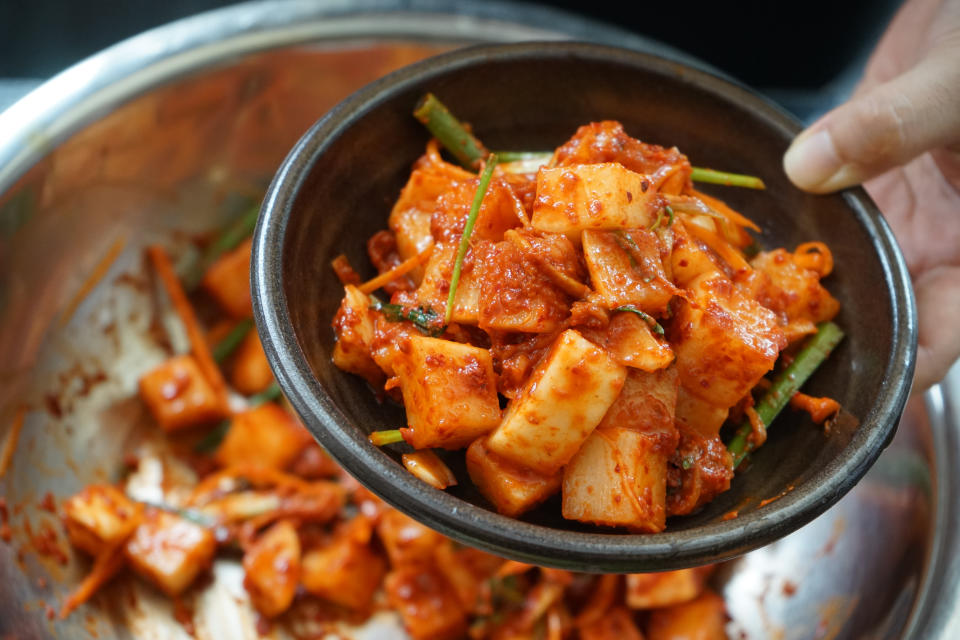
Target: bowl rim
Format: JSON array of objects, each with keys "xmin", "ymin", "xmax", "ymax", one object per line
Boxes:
[{"xmin": 252, "ymin": 40, "xmax": 918, "ymax": 572}]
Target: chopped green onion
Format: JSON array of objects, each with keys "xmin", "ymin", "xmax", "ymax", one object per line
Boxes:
[
  {"xmin": 413, "ymin": 93, "xmax": 488, "ymax": 169},
  {"xmin": 612, "ymin": 230, "xmax": 640, "ymax": 267},
  {"xmin": 369, "ymin": 297, "xmax": 404, "ymax": 323},
  {"xmin": 212, "ymin": 318, "xmax": 254, "ymax": 363},
  {"xmin": 183, "ymin": 205, "xmax": 260, "ymax": 290},
  {"xmin": 649, "ymin": 209, "xmax": 665, "ymax": 232},
  {"xmin": 727, "ymin": 321, "xmax": 845, "ymax": 468},
  {"xmin": 614, "ymin": 305, "xmax": 665, "ymax": 335},
  {"xmin": 194, "ymin": 421, "xmax": 230, "ymax": 454},
  {"xmin": 498, "ymin": 151, "xmax": 553, "ymax": 174},
  {"xmin": 407, "ymin": 307, "xmax": 443, "ymax": 334},
  {"xmin": 445, "ymin": 154, "xmax": 498, "ymax": 324},
  {"xmin": 369, "ymin": 297, "xmax": 445, "ymax": 336},
  {"xmin": 247, "ymin": 381, "xmax": 282, "ymax": 406},
  {"xmin": 490, "ymin": 575, "xmax": 525, "ymax": 606},
  {"xmin": 369, "ymin": 429, "xmax": 406, "ymax": 446},
  {"xmin": 495, "ymin": 150, "xmax": 553, "ymax": 163},
  {"xmin": 194, "ymin": 382, "xmax": 283, "ymax": 453},
  {"xmin": 138, "ymin": 500, "xmax": 217, "ymax": 528},
  {"xmin": 614, "ymin": 229, "xmax": 641, "ymax": 253},
  {"xmin": 495, "ymin": 151, "xmax": 552, "ymax": 162},
  {"xmin": 648, "ymin": 205, "xmax": 674, "ymax": 232},
  {"xmin": 691, "ymin": 167, "xmax": 766, "ymax": 190}
]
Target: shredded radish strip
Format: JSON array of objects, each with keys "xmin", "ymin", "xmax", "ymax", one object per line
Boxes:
[
  {"xmin": 148, "ymin": 246, "xmax": 231, "ymax": 413},
  {"xmin": 359, "ymin": 244, "xmax": 434, "ymax": 294},
  {"xmin": 59, "ymin": 236, "xmax": 126, "ymax": 327},
  {"xmin": 0, "ymin": 406, "xmax": 26, "ymax": 479}
]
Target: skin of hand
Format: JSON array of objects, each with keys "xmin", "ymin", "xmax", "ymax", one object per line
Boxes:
[{"xmin": 782, "ymin": 0, "xmax": 960, "ymax": 392}]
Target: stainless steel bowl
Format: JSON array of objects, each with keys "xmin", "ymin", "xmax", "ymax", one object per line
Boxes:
[{"xmin": 0, "ymin": 1, "xmax": 956, "ymax": 638}]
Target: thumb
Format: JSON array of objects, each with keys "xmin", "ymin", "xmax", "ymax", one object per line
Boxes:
[{"xmin": 783, "ymin": 49, "xmax": 960, "ymax": 193}]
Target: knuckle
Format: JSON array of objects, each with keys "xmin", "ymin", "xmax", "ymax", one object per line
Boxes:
[{"xmin": 838, "ymin": 92, "xmax": 909, "ymax": 165}]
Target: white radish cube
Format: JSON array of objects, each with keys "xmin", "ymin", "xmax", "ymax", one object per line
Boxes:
[
  {"xmin": 395, "ymin": 336, "xmax": 500, "ymax": 449},
  {"xmin": 532, "ymin": 163, "xmax": 658, "ymax": 235},
  {"xmin": 476, "ymin": 239, "xmax": 570, "ymax": 333},
  {"xmin": 242, "ymin": 519, "xmax": 301, "ymax": 618},
  {"xmin": 466, "ymin": 437, "xmax": 561, "ymax": 517},
  {"xmin": 646, "ymin": 589, "xmax": 728, "ymax": 639},
  {"xmin": 63, "ymin": 485, "xmax": 143, "ymax": 556},
  {"xmin": 562, "ymin": 427, "xmax": 669, "ymax": 532},
  {"xmin": 626, "ymin": 567, "xmax": 713, "ymax": 609},
  {"xmin": 581, "ymin": 228, "xmax": 673, "ymax": 314},
  {"xmin": 562, "ymin": 368, "xmax": 679, "ymax": 532},
  {"xmin": 124, "ymin": 510, "xmax": 217, "ymax": 597},
  {"xmin": 670, "ymin": 221, "xmax": 724, "ymax": 288},
  {"xmin": 332, "ymin": 285, "xmax": 382, "ymax": 386},
  {"xmin": 415, "ymin": 242, "xmax": 484, "ymax": 325},
  {"xmin": 582, "ymin": 310, "xmax": 674, "ymax": 371},
  {"xmin": 388, "ymin": 166, "xmax": 453, "ymax": 281},
  {"xmin": 672, "ymin": 273, "xmax": 785, "ymax": 408},
  {"xmin": 598, "ymin": 367, "xmax": 679, "ymax": 436},
  {"xmin": 674, "ymin": 386, "xmax": 729, "ymax": 439},
  {"xmin": 486, "ymin": 329, "xmax": 627, "ymax": 475}
]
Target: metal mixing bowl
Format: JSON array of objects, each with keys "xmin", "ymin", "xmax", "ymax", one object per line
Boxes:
[{"xmin": 0, "ymin": 1, "xmax": 957, "ymax": 638}]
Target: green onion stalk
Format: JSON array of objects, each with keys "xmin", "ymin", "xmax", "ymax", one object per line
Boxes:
[
  {"xmin": 183, "ymin": 205, "xmax": 260, "ymax": 290},
  {"xmin": 212, "ymin": 318, "xmax": 254, "ymax": 363},
  {"xmin": 445, "ymin": 154, "xmax": 499, "ymax": 324},
  {"xmin": 194, "ymin": 382, "xmax": 283, "ymax": 453},
  {"xmin": 369, "ymin": 297, "xmax": 445, "ymax": 336},
  {"xmin": 413, "ymin": 93, "xmax": 488, "ymax": 169},
  {"xmin": 726, "ymin": 321, "xmax": 845, "ymax": 469},
  {"xmin": 368, "ymin": 429, "xmax": 406, "ymax": 447},
  {"xmin": 690, "ymin": 167, "xmax": 765, "ymax": 189},
  {"xmin": 613, "ymin": 305, "xmax": 665, "ymax": 335}
]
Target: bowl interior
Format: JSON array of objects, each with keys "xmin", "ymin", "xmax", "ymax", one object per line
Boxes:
[{"xmin": 255, "ymin": 42, "xmax": 915, "ymax": 570}]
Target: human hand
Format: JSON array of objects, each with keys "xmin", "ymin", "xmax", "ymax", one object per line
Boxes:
[{"xmin": 782, "ymin": 0, "xmax": 960, "ymax": 391}]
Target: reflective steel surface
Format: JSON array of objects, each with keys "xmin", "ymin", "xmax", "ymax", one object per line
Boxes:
[{"xmin": 0, "ymin": 2, "xmax": 949, "ymax": 638}]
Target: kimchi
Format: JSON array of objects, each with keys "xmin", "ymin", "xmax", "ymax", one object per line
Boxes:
[{"xmin": 334, "ymin": 113, "xmax": 842, "ymax": 533}]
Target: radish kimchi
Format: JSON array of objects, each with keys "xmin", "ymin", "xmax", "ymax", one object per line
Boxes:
[{"xmin": 333, "ymin": 119, "xmax": 841, "ymax": 532}]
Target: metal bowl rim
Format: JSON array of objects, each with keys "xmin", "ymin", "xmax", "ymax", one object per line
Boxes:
[{"xmin": 0, "ymin": 0, "xmax": 704, "ymax": 198}]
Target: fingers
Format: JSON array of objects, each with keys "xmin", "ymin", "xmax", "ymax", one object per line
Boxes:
[
  {"xmin": 912, "ymin": 265, "xmax": 960, "ymax": 392},
  {"xmin": 857, "ymin": 0, "xmax": 946, "ymax": 91},
  {"xmin": 784, "ymin": 50, "xmax": 960, "ymax": 193}
]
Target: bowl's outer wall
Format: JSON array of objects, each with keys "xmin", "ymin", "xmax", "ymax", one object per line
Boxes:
[{"xmin": 258, "ymin": 43, "xmax": 916, "ymax": 570}]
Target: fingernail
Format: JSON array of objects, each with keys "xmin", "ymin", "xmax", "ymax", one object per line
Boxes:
[{"xmin": 783, "ymin": 128, "xmax": 853, "ymax": 193}]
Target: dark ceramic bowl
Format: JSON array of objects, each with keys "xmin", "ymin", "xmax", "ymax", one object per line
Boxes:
[{"xmin": 252, "ymin": 42, "xmax": 916, "ymax": 572}]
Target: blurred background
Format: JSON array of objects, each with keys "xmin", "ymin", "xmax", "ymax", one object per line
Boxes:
[{"xmin": 0, "ymin": 0, "xmax": 902, "ymax": 121}]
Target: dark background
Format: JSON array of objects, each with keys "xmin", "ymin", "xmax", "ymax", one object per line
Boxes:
[{"xmin": 0, "ymin": 0, "xmax": 902, "ymax": 118}]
